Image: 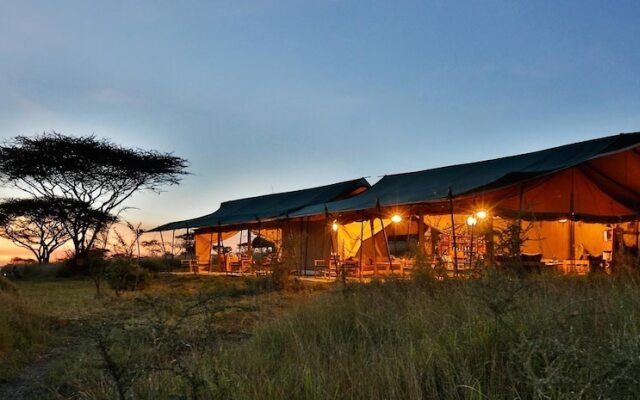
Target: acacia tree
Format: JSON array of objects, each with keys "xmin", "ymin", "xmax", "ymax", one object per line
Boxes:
[
  {"xmin": 141, "ymin": 239, "xmax": 165, "ymax": 257},
  {"xmin": 0, "ymin": 198, "xmax": 111, "ymax": 263},
  {"xmin": 111, "ymin": 221, "xmax": 144, "ymax": 258},
  {"xmin": 0, "ymin": 133, "xmax": 188, "ymax": 257}
]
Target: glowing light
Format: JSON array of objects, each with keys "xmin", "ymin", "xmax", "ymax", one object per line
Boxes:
[
  {"xmin": 332, "ymin": 221, "xmax": 339, "ymax": 231},
  {"xmin": 391, "ymin": 214, "xmax": 402, "ymax": 223},
  {"xmin": 558, "ymin": 218, "xmax": 568, "ymax": 223},
  {"xmin": 466, "ymin": 216, "xmax": 477, "ymax": 226},
  {"xmin": 476, "ymin": 210, "xmax": 487, "ymax": 219}
]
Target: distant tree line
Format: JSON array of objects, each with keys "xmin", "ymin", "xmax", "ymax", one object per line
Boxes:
[{"xmin": 0, "ymin": 132, "xmax": 188, "ymax": 264}]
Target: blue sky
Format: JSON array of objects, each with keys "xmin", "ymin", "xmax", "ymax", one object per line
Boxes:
[{"xmin": 1, "ymin": 0, "xmax": 639, "ymax": 231}]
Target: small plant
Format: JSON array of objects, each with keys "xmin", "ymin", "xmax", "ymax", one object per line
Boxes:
[
  {"xmin": 408, "ymin": 241, "xmax": 436, "ymax": 288},
  {"xmin": 106, "ymin": 258, "xmax": 150, "ymax": 296},
  {"xmin": 0, "ymin": 274, "xmax": 19, "ymax": 295}
]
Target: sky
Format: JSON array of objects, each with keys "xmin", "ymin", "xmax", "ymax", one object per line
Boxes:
[{"xmin": 1, "ymin": 0, "xmax": 640, "ymax": 262}]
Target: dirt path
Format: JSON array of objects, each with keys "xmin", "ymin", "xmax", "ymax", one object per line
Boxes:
[{"xmin": 0, "ymin": 339, "xmax": 80, "ymax": 399}]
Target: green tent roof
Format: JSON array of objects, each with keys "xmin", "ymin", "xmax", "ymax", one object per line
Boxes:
[
  {"xmin": 149, "ymin": 178, "xmax": 370, "ymax": 231},
  {"xmin": 290, "ymin": 131, "xmax": 640, "ymax": 218}
]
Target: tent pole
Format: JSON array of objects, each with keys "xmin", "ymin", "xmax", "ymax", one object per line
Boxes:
[
  {"xmin": 448, "ymin": 187, "xmax": 458, "ymax": 276},
  {"xmin": 304, "ymin": 217, "xmax": 310, "ymax": 274},
  {"xmin": 159, "ymin": 231, "xmax": 166, "ymax": 256},
  {"xmin": 517, "ymin": 183, "xmax": 525, "ymax": 262},
  {"xmin": 486, "ymin": 217, "xmax": 495, "ymax": 266},
  {"xmin": 188, "ymin": 228, "xmax": 195, "ymax": 274},
  {"xmin": 159, "ymin": 230, "xmax": 167, "ymax": 268},
  {"xmin": 418, "ymin": 213, "xmax": 425, "ymax": 252},
  {"xmin": 569, "ymin": 190, "xmax": 576, "ymax": 267},
  {"xmin": 247, "ymin": 228, "xmax": 252, "ymax": 273},
  {"xmin": 359, "ymin": 217, "xmax": 365, "ymax": 281},
  {"xmin": 404, "ymin": 212, "xmax": 413, "ymax": 277},
  {"xmin": 370, "ymin": 218, "xmax": 378, "ymax": 276},
  {"xmin": 217, "ymin": 230, "xmax": 222, "ymax": 273},
  {"xmin": 325, "ymin": 209, "xmax": 337, "ymax": 280},
  {"xmin": 208, "ymin": 230, "xmax": 214, "ymax": 273},
  {"xmin": 221, "ymin": 231, "xmax": 228, "ymax": 274},
  {"xmin": 379, "ymin": 216, "xmax": 394, "ymax": 274},
  {"xmin": 171, "ymin": 230, "xmax": 175, "ymax": 258}
]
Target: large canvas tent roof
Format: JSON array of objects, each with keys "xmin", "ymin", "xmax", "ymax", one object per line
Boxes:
[
  {"xmin": 291, "ymin": 131, "xmax": 640, "ymax": 222},
  {"xmin": 149, "ymin": 178, "xmax": 370, "ymax": 232}
]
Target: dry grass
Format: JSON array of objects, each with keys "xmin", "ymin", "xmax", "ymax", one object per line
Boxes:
[{"xmin": 3, "ymin": 270, "xmax": 640, "ymax": 399}]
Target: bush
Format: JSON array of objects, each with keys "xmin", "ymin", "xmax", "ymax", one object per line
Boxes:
[
  {"xmin": 139, "ymin": 256, "xmax": 181, "ymax": 272},
  {"xmin": 106, "ymin": 258, "xmax": 150, "ymax": 295},
  {"xmin": 0, "ymin": 274, "xmax": 18, "ymax": 295}
]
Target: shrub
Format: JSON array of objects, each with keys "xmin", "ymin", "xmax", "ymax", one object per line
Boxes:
[
  {"xmin": 139, "ymin": 256, "xmax": 181, "ymax": 272},
  {"xmin": 106, "ymin": 258, "xmax": 150, "ymax": 295},
  {"xmin": 0, "ymin": 274, "xmax": 18, "ymax": 295}
]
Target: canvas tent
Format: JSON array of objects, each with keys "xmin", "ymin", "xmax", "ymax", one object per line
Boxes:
[
  {"xmin": 287, "ymin": 131, "xmax": 640, "ymax": 269},
  {"xmin": 150, "ymin": 131, "xmax": 640, "ymax": 275},
  {"xmin": 290, "ymin": 132, "xmax": 640, "ymax": 222},
  {"xmin": 149, "ymin": 178, "xmax": 371, "ymax": 270}
]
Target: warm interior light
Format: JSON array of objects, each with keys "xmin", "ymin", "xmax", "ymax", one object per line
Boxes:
[
  {"xmin": 476, "ymin": 210, "xmax": 487, "ymax": 219},
  {"xmin": 391, "ymin": 214, "xmax": 402, "ymax": 223},
  {"xmin": 466, "ymin": 216, "xmax": 477, "ymax": 226},
  {"xmin": 332, "ymin": 221, "xmax": 339, "ymax": 231},
  {"xmin": 558, "ymin": 218, "xmax": 568, "ymax": 223}
]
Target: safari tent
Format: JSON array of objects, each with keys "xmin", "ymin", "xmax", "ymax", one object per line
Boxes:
[
  {"xmin": 288, "ymin": 131, "xmax": 640, "ymax": 274},
  {"xmin": 152, "ymin": 131, "xmax": 640, "ymax": 277},
  {"xmin": 149, "ymin": 178, "xmax": 370, "ymax": 272}
]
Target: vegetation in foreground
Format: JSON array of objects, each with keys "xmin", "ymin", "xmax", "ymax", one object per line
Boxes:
[{"xmin": 2, "ymin": 267, "xmax": 640, "ymax": 399}]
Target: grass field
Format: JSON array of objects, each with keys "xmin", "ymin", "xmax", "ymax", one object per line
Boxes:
[{"xmin": 2, "ymin": 269, "xmax": 640, "ymax": 399}]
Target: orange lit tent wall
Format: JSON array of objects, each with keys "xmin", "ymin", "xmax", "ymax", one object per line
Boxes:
[
  {"xmin": 151, "ymin": 131, "xmax": 640, "ymax": 265},
  {"xmin": 148, "ymin": 178, "xmax": 371, "ymax": 269},
  {"xmin": 288, "ymin": 132, "xmax": 640, "ymax": 261}
]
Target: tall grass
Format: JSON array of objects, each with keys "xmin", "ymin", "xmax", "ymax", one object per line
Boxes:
[
  {"xmin": 6, "ymin": 271, "xmax": 640, "ymax": 399},
  {"xmin": 223, "ymin": 271, "xmax": 640, "ymax": 399},
  {"xmin": 0, "ymin": 283, "xmax": 56, "ymax": 381}
]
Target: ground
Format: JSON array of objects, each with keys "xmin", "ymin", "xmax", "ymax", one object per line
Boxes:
[
  {"xmin": 0, "ymin": 274, "xmax": 329, "ymax": 399},
  {"xmin": 2, "ymin": 270, "xmax": 640, "ymax": 399}
]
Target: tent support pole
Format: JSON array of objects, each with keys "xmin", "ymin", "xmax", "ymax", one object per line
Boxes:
[
  {"xmin": 517, "ymin": 184, "xmax": 525, "ymax": 262},
  {"xmin": 171, "ymin": 230, "xmax": 175, "ymax": 258},
  {"xmin": 325, "ymin": 210, "xmax": 338, "ymax": 281},
  {"xmin": 159, "ymin": 231, "xmax": 166, "ymax": 256},
  {"xmin": 370, "ymin": 219, "xmax": 378, "ymax": 276},
  {"xmin": 304, "ymin": 217, "xmax": 310, "ymax": 274},
  {"xmin": 217, "ymin": 231, "xmax": 222, "ymax": 273},
  {"xmin": 159, "ymin": 231, "xmax": 167, "ymax": 269},
  {"xmin": 417, "ymin": 213, "xmax": 425, "ymax": 252},
  {"xmin": 379, "ymin": 216, "xmax": 394, "ymax": 274},
  {"xmin": 486, "ymin": 217, "xmax": 495, "ymax": 266},
  {"xmin": 404, "ymin": 212, "xmax": 413, "ymax": 277},
  {"xmin": 221, "ymin": 231, "xmax": 227, "ymax": 274},
  {"xmin": 208, "ymin": 230, "xmax": 214, "ymax": 273},
  {"xmin": 448, "ymin": 187, "xmax": 458, "ymax": 275},
  {"xmin": 359, "ymin": 218, "xmax": 365, "ymax": 281},
  {"xmin": 569, "ymin": 190, "xmax": 576, "ymax": 267},
  {"xmin": 247, "ymin": 228, "xmax": 252, "ymax": 273}
]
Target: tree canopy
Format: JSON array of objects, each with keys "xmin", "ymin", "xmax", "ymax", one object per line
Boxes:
[
  {"xmin": 0, "ymin": 133, "xmax": 188, "ymax": 256},
  {"xmin": 0, "ymin": 197, "xmax": 112, "ymax": 263}
]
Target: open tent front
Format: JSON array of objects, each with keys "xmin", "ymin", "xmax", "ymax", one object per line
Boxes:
[
  {"xmin": 148, "ymin": 178, "xmax": 371, "ymax": 273},
  {"xmin": 286, "ymin": 132, "xmax": 640, "ymax": 276},
  {"xmin": 150, "ymin": 131, "xmax": 640, "ymax": 277}
]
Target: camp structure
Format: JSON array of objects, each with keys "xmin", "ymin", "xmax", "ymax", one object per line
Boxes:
[
  {"xmin": 149, "ymin": 178, "xmax": 371, "ymax": 274},
  {"xmin": 151, "ymin": 131, "xmax": 640, "ymax": 278},
  {"xmin": 285, "ymin": 131, "xmax": 640, "ymax": 277}
]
